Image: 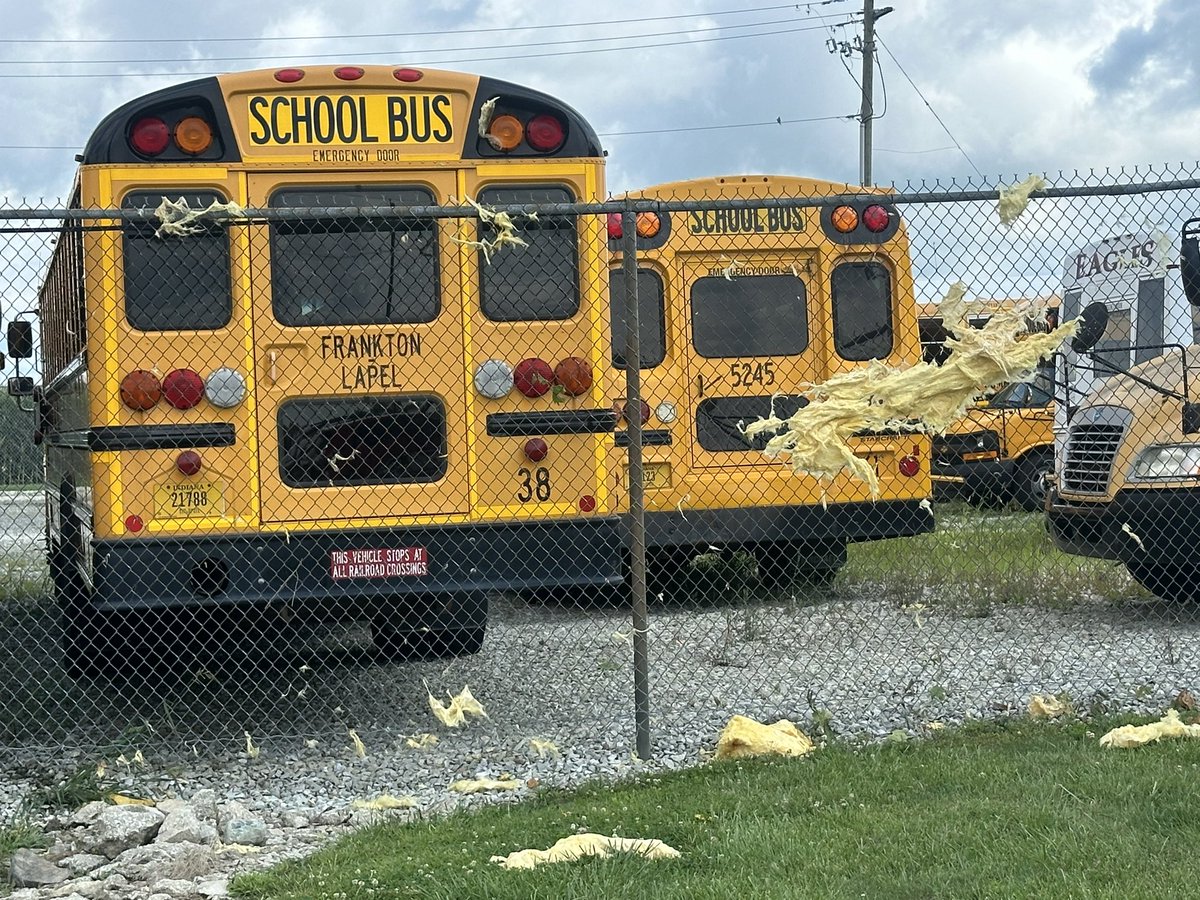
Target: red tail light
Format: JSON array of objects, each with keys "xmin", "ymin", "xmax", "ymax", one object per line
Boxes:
[
  {"xmin": 524, "ymin": 438, "xmax": 548, "ymax": 462},
  {"xmin": 554, "ymin": 357, "xmax": 593, "ymax": 396},
  {"xmin": 176, "ymin": 450, "xmax": 203, "ymax": 476},
  {"xmin": 863, "ymin": 204, "xmax": 891, "ymax": 233},
  {"xmin": 899, "ymin": 454, "xmax": 920, "ymax": 477},
  {"xmin": 607, "ymin": 213, "xmax": 623, "ymax": 240},
  {"xmin": 615, "ymin": 399, "xmax": 651, "ymax": 425},
  {"xmin": 120, "ymin": 370, "xmax": 162, "ymax": 411},
  {"xmin": 124, "ymin": 514, "xmax": 144, "ymax": 534},
  {"xmin": 514, "ymin": 358, "xmax": 554, "ymax": 397},
  {"xmin": 578, "ymin": 495, "xmax": 597, "ymax": 512},
  {"xmin": 130, "ymin": 117, "xmax": 170, "ymax": 156},
  {"xmin": 162, "ymin": 368, "xmax": 204, "ymax": 409},
  {"xmin": 274, "ymin": 68, "xmax": 305, "ymax": 83},
  {"xmin": 334, "ymin": 66, "xmax": 365, "ymax": 81},
  {"xmin": 526, "ymin": 114, "xmax": 565, "ymax": 152}
]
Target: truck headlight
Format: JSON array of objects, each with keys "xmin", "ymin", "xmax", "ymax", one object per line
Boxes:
[{"xmin": 1128, "ymin": 443, "xmax": 1200, "ymax": 480}]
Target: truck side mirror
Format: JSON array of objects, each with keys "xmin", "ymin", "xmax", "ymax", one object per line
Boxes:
[
  {"xmin": 1184, "ymin": 218, "xmax": 1200, "ymax": 307},
  {"xmin": 7, "ymin": 377, "xmax": 33, "ymax": 397},
  {"xmin": 6, "ymin": 321, "xmax": 33, "ymax": 360},
  {"xmin": 1071, "ymin": 301, "xmax": 1109, "ymax": 353}
]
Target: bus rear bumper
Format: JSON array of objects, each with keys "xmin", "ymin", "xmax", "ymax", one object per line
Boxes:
[
  {"xmin": 932, "ymin": 458, "xmax": 1016, "ymax": 498},
  {"xmin": 89, "ymin": 517, "xmax": 624, "ymax": 612},
  {"xmin": 1047, "ymin": 487, "xmax": 1200, "ymax": 563},
  {"xmin": 639, "ymin": 499, "xmax": 935, "ymax": 550}
]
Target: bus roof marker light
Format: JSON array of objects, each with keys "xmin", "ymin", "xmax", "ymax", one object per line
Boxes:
[
  {"xmin": 474, "ymin": 359, "xmax": 514, "ymax": 399},
  {"xmin": 487, "ymin": 115, "xmax": 523, "ymax": 152},
  {"xmin": 120, "ymin": 370, "xmax": 162, "ymax": 411},
  {"xmin": 205, "ymin": 367, "xmax": 246, "ymax": 408},
  {"xmin": 334, "ymin": 66, "xmax": 365, "ymax": 81},
  {"xmin": 174, "ymin": 116, "xmax": 213, "ymax": 155},
  {"xmin": 526, "ymin": 114, "xmax": 565, "ymax": 153},
  {"xmin": 274, "ymin": 68, "xmax": 305, "ymax": 83},
  {"xmin": 393, "ymin": 67, "xmax": 424, "ymax": 82},
  {"xmin": 831, "ymin": 205, "xmax": 858, "ymax": 233},
  {"xmin": 130, "ymin": 117, "xmax": 170, "ymax": 156},
  {"xmin": 863, "ymin": 204, "xmax": 890, "ymax": 233},
  {"xmin": 163, "ymin": 368, "xmax": 205, "ymax": 410}
]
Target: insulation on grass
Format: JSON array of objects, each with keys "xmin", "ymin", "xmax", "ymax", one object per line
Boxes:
[
  {"xmin": 528, "ymin": 737, "xmax": 560, "ymax": 758},
  {"xmin": 351, "ymin": 794, "xmax": 416, "ymax": 811},
  {"xmin": 490, "ymin": 833, "xmax": 681, "ymax": 870},
  {"xmin": 427, "ymin": 683, "xmax": 488, "ymax": 727},
  {"xmin": 714, "ymin": 715, "xmax": 815, "ymax": 760},
  {"xmin": 244, "ymin": 731, "xmax": 260, "ymax": 760},
  {"xmin": 451, "ymin": 197, "xmax": 530, "ymax": 263},
  {"xmin": 997, "ymin": 174, "xmax": 1046, "ymax": 226},
  {"xmin": 153, "ymin": 196, "xmax": 246, "ymax": 238},
  {"xmin": 1028, "ymin": 694, "xmax": 1071, "ymax": 719},
  {"xmin": 1099, "ymin": 709, "xmax": 1200, "ymax": 749},
  {"xmin": 741, "ymin": 287, "xmax": 1076, "ymax": 495},
  {"xmin": 450, "ymin": 776, "xmax": 521, "ymax": 794},
  {"xmin": 405, "ymin": 733, "xmax": 439, "ymax": 749},
  {"xmin": 347, "ymin": 728, "xmax": 367, "ymax": 759}
]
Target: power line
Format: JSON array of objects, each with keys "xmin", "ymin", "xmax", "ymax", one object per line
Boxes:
[
  {"xmin": 875, "ymin": 145, "xmax": 957, "ymax": 155},
  {"xmin": 0, "ymin": 21, "xmax": 853, "ymax": 78},
  {"xmin": 875, "ymin": 35, "xmax": 983, "ymax": 178},
  {"xmin": 0, "ymin": 16, "xmax": 844, "ymax": 66},
  {"xmin": 0, "ymin": 1, "xmax": 856, "ymax": 45},
  {"xmin": 601, "ymin": 113, "xmax": 856, "ymax": 137}
]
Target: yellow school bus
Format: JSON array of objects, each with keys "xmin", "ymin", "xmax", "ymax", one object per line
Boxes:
[
  {"xmin": 607, "ymin": 175, "xmax": 933, "ymax": 587},
  {"xmin": 25, "ymin": 65, "xmax": 618, "ymax": 672}
]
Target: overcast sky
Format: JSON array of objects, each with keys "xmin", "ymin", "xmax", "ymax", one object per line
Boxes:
[{"xmin": 1, "ymin": 0, "xmax": 1196, "ymax": 203}]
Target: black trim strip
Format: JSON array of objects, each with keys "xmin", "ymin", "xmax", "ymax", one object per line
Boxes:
[
  {"xmin": 614, "ymin": 429, "xmax": 672, "ymax": 447},
  {"xmin": 87, "ymin": 424, "xmax": 235, "ymax": 452},
  {"xmin": 487, "ymin": 410, "xmax": 615, "ymax": 437}
]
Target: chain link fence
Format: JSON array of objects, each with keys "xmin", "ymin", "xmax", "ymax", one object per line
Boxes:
[{"xmin": 0, "ymin": 165, "xmax": 1198, "ymax": 777}]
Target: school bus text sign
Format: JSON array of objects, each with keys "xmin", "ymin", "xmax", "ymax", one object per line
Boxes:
[{"xmin": 245, "ymin": 93, "xmax": 455, "ymax": 147}]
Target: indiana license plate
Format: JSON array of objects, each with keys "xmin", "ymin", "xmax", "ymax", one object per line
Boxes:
[{"xmin": 155, "ymin": 481, "xmax": 225, "ymax": 518}]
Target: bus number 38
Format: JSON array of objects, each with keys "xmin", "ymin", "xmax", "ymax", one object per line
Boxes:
[
  {"xmin": 729, "ymin": 360, "xmax": 776, "ymax": 387},
  {"xmin": 517, "ymin": 467, "xmax": 552, "ymax": 502}
]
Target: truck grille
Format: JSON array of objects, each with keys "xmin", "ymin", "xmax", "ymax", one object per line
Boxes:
[{"xmin": 1062, "ymin": 421, "xmax": 1125, "ymax": 494}]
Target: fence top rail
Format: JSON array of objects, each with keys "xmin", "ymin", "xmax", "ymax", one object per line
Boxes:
[{"xmin": 2, "ymin": 176, "xmax": 1200, "ymax": 223}]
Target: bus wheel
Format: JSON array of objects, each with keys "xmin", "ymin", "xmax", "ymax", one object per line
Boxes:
[
  {"xmin": 1016, "ymin": 453, "xmax": 1053, "ymax": 512},
  {"xmin": 1126, "ymin": 561, "xmax": 1198, "ymax": 603},
  {"xmin": 754, "ymin": 541, "xmax": 844, "ymax": 591},
  {"xmin": 372, "ymin": 592, "xmax": 488, "ymax": 660}
]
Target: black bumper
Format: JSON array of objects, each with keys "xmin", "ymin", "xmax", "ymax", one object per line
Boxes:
[
  {"xmin": 641, "ymin": 499, "xmax": 934, "ymax": 550},
  {"xmin": 932, "ymin": 457, "xmax": 1016, "ymax": 497},
  {"xmin": 1047, "ymin": 487, "xmax": 1200, "ymax": 562},
  {"xmin": 90, "ymin": 517, "xmax": 624, "ymax": 611}
]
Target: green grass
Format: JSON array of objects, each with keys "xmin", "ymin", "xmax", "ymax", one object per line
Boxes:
[
  {"xmin": 0, "ymin": 819, "xmax": 49, "ymax": 896},
  {"xmin": 233, "ymin": 716, "xmax": 1200, "ymax": 900},
  {"xmin": 843, "ymin": 504, "xmax": 1144, "ymax": 607}
]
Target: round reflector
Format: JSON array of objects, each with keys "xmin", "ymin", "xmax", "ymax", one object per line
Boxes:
[
  {"xmin": 474, "ymin": 359, "xmax": 514, "ymax": 399},
  {"xmin": 862, "ymin": 204, "xmax": 890, "ymax": 233},
  {"xmin": 274, "ymin": 68, "xmax": 305, "ymax": 83},
  {"xmin": 393, "ymin": 67, "xmax": 423, "ymax": 82},
  {"xmin": 487, "ymin": 114, "xmax": 523, "ymax": 152},
  {"xmin": 513, "ymin": 358, "xmax": 554, "ymax": 397},
  {"xmin": 606, "ymin": 213, "xmax": 623, "ymax": 240},
  {"xmin": 635, "ymin": 212, "xmax": 661, "ymax": 238},
  {"xmin": 899, "ymin": 454, "xmax": 920, "ymax": 477},
  {"xmin": 130, "ymin": 117, "xmax": 170, "ymax": 156},
  {"xmin": 334, "ymin": 66, "xmax": 365, "ymax": 81},
  {"xmin": 831, "ymin": 205, "xmax": 859, "ymax": 233},
  {"xmin": 119, "ymin": 370, "xmax": 162, "ymax": 411},
  {"xmin": 176, "ymin": 450, "xmax": 203, "ymax": 476},
  {"xmin": 554, "ymin": 357, "xmax": 594, "ymax": 396},
  {"xmin": 523, "ymin": 438, "xmax": 548, "ymax": 462},
  {"xmin": 174, "ymin": 116, "xmax": 213, "ymax": 155},
  {"xmin": 124, "ymin": 514, "xmax": 144, "ymax": 534},
  {"xmin": 526, "ymin": 114, "xmax": 565, "ymax": 152},
  {"xmin": 205, "ymin": 367, "xmax": 247, "ymax": 408},
  {"xmin": 162, "ymin": 368, "xmax": 204, "ymax": 409},
  {"xmin": 655, "ymin": 401, "xmax": 678, "ymax": 424},
  {"xmin": 578, "ymin": 495, "xmax": 597, "ymax": 513}
]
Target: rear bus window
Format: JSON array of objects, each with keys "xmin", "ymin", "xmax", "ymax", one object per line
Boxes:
[
  {"xmin": 277, "ymin": 395, "xmax": 447, "ymax": 488},
  {"xmin": 270, "ymin": 187, "xmax": 438, "ymax": 327},
  {"xmin": 122, "ymin": 190, "xmax": 232, "ymax": 331},
  {"xmin": 690, "ymin": 274, "xmax": 808, "ymax": 358},
  {"xmin": 609, "ymin": 268, "xmax": 666, "ymax": 368},
  {"xmin": 832, "ymin": 261, "xmax": 893, "ymax": 360},
  {"xmin": 478, "ymin": 186, "xmax": 578, "ymax": 321}
]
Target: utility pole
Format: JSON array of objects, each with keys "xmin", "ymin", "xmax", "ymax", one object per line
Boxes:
[{"xmin": 859, "ymin": 2, "xmax": 892, "ymax": 186}]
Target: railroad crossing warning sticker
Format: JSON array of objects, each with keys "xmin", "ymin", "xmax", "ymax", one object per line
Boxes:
[{"xmin": 330, "ymin": 547, "xmax": 428, "ymax": 580}]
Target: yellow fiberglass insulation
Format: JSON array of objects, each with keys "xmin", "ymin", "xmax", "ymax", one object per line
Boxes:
[
  {"xmin": 450, "ymin": 776, "xmax": 521, "ymax": 794},
  {"xmin": 741, "ymin": 287, "xmax": 1077, "ymax": 495},
  {"xmin": 997, "ymin": 174, "xmax": 1047, "ymax": 226},
  {"xmin": 427, "ymin": 683, "xmax": 488, "ymax": 728},
  {"xmin": 1028, "ymin": 694, "xmax": 1071, "ymax": 719},
  {"xmin": 490, "ymin": 833, "xmax": 681, "ymax": 870},
  {"xmin": 1099, "ymin": 709, "xmax": 1200, "ymax": 749},
  {"xmin": 714, "ymin": 715, "xmax": 815, "ymax": 760}
]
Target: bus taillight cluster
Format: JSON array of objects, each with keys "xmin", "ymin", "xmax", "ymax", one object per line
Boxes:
[
  {"xmin": 119, "ymin": 366, "xmax": 246, "ymax": 411},
  {"xmin": 129, "ymin": 114, "xmax": 214, "ymax": 157},
  {"xmin": 485, "ymin": 112, "xmax": 566, "ymax": 154}
]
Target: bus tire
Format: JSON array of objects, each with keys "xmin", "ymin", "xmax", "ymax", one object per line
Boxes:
[
  {"xmin": 372, "ymin": 592, "xmax": 488, "ymax": 660},
  {"xmin": 1126, "ymin": 561, "xmax": 1197, "ymax": 603},
  {"xmin": 1015, "ymin": 452, "xmax": 1053, "ymax": 512},
  {"xmin": 754, "ymin": 540, "xmax": 845, "ymax": 591}
]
